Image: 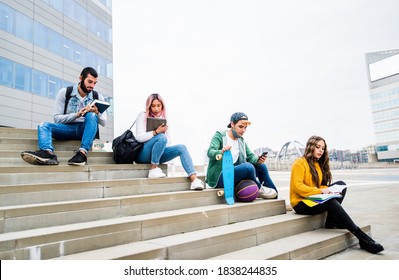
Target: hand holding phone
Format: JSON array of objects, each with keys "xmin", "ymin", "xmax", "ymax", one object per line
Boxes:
[{"xmin": 260, "ymin": 151, "xmax": 268, "ymax": 158}]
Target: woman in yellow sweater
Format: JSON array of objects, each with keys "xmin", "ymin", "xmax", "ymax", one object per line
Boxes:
[{"xmin": 290, "ymin": 135, "xmax": 383, "ymax": 254}]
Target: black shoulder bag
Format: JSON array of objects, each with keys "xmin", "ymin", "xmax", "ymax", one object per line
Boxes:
[{"xmin": 112, "ymin": 120, "xmax": 143, "ymax": 164}]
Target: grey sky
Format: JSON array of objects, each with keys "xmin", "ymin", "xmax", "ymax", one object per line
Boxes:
[{"xmin": 112, "ymin": 0, "xmax": 399, "ymax": 165}]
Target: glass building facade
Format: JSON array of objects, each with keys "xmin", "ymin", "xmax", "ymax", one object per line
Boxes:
[
  {"xmin": 365, "ymin": 49, "xmax": 399, "ymax": 162},
  {"xmin": 0, "ymin": 0, "xmax": 114, "ymax": 141}
]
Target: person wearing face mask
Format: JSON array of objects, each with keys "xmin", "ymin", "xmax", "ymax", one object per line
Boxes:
[
  {"xmin": 206, "ymin": 112, "xmax": 278, "ymax": 199},
  {"xmin": 21, "ymin": 67, "xmax": 107, "ymax": 166},
  {"xmin": 290, "ymin": 135, "xmax": 384, "ymax": 254},
  {"xmin": 134, "ymin": 93, "xmax": 205, "ymax": 190}
]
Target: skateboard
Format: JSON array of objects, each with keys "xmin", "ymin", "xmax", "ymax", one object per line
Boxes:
[{"xmin": 219, "ymin": 150, "xmax": 235, "ymax": 205}]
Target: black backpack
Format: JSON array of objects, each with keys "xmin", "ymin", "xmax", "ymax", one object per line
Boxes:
[
  {"xmin": 64, "ymin": 86, "xmax": 98, "ymax": 113},
  {"xmin": 112, "ymin": 120, "xmax": 143, "ymax": 164},
  {"xmin": 64, "ymin": 86, "xmax": 100, "ymax": 139}
]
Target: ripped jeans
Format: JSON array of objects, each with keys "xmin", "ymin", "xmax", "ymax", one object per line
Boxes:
[
  {"xmin": 38, "ymin": 112, "xmax": 98, "ymax": 154},
  {"xmin": 136, "ymin": 133, "xmax": 196, "ymax": 177}
]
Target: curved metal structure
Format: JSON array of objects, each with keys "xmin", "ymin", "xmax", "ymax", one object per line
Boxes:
[{"xmin": 275, "ymin": 140, "xmax": 305, "ymax": 170}]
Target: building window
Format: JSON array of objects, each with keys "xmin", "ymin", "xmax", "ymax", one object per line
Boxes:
[
  {"xmin": 0, "ymin": 3, "xmax": 14, "ymax": 33},
  {"xmin": 32, "ymin": 70, "xmax": 48, "ymax": 97},
  {"xmin": 48, "ymin": 28, "xmax": 63, "ymax": 57},
  {"xmin": 0, "ymin": 57, "xmax": 114, "ymax": 115},
  {"xmin": 63, "ymin": 0, "xmax": 74, "ymax": 18},
  {"xmin": 87, "ymin": 11, "xmax": 109, "ymax": 41},
  {"xmin": 63, "ymin": 37, "xmax": 74, "ymax": 61},
  {"xmin": 86, "ymin": 50, "xmax": 96, "ymax": 71},
  {"xmin": 102, "ymin": 96, "xmax": 114, "ymax": 115},
  {"xmin": 2, "ymin": 3, "xmax": 113, "ymax": 79},
  {"xmin": 49, "ymin": 0, "xmax": 63, "ymax": 12},
  {"xmin": 75, "ymin": 3, "xmax": 86, "ymax": 28},
  {"xmin": 48, "ymin": 75, "xmax": 62, "ymax": 99},
  {"xmin": 34, "ymin": 21, "xmax": 48, "ymax": 49},
  {"xmin": 15, "ymin": 64, "xmax": 31, "ymax": 92},
  {"xmin": 15, "ymin": 12, "xmax": 32, "ymax": 42},
  {"xmin": 0, "ymin": 57, "xmax": 13, "ymax": 87},
  {"xmin": 63, "ymin": 81, "xmax": 74, "ymax": 88},
  {"xmin": 376, "ymin": 146, "xmax": 388, "ymax": 152},
  {"xmin": 74, "ymin": 44, "xmax": 85, "ymax": 65}
]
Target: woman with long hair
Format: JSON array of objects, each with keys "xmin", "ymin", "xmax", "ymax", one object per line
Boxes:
[
  {"xmin": 290, "ymin": 135, "xmax": 384, "ymax": 254},
  {"xmin": 135, "ymin": 93, "xmax": 204, "ymax": 190}
]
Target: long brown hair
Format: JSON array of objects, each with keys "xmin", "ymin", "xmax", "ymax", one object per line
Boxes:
[{"xmin": 303, "ymin": 135, "xmax": 332, "ymax": 187}]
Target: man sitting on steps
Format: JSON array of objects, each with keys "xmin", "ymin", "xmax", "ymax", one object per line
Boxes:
[{"xmin": 21, "ymin": 67, "xmax": 108, "ymax": 166}]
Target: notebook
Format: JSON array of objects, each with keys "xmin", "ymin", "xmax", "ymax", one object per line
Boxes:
[
  {"xmin": 146, "ymin": 117, "xmax": 167, "ymax": 132},
  {"xmin": 90, "ymin": 99, "xmax": 110, "ymax": 114}
]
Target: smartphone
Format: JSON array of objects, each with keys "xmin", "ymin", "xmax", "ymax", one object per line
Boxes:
[{"xmin": 260, "ymin": 151, "xmax": 268, "ymax": 158}]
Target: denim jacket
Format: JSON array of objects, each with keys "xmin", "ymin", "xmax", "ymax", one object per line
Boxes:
[{"xmin": 53, "ymin": 84, "xmax": 107, "ymax": 127}]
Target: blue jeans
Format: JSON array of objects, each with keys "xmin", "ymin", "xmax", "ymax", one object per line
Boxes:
[
  {"xmin": 38, "ymin": 112, "xmax": 98, "ymax": 154},
  {"xmin": 216, "ymin": 162, "xmax": 278, "ymax": 193},
  {"xmin": 136, "ymin": 133, "xmax": 196, "ymax": 177}
]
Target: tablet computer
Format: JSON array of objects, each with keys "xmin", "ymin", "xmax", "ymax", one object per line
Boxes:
[{"xmin": 146, "ymin": 117, "xmax": 167, "ymax": 132}]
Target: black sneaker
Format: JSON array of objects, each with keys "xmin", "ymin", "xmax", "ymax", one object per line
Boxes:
[
  {"xmin": 21, "ymin": 150, "xmax": 59, "ymax": 165},
  {"xmin": 68, "ymin": 150, "xmax": 87, "ymax": 166}
]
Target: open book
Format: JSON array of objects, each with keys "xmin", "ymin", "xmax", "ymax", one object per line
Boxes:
[
  {"xmin": 302, "ymin": 192, "xmax": 343, "ymax": 207},
  {"xmin": 90, "ymin": 100, "xmax": 110, "ymax": 114},
  {"xmin": 302, "ymin": 189, "xmax": 346, "ymax": 207},
  {"xmin": 306, "ymin": 193, "xmax": 342, "ymax": 202},
  {"xmin": 302, "ymin": 183, "xmax": 347, "ymax": 207},
  {"xmin": 328, "ymin": 184, "xmax": 347, "ymax": 193}
]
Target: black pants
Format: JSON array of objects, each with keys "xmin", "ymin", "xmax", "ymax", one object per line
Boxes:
[{"xmin": 293, "ymin": 181, "xmax": 357, "ymax": 231}]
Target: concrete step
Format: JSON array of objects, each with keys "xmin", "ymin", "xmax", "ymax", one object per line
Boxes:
[
  {"xmin": 0, "ymin": 127, "xmax": 37, "ymax": 138},
  {"xmin": 0, "ymin": 176, "xmax": 203, "ymax": 207},
  {"xmin": 0, "ymin": 136, "xmax": 92, "ymax": 151},
  {"xmin": 52, "ymin": 213, "xmax": 328, "ymax": 260},
  {"xmin": 0, "ymin": 150, "xmax": 115, "ymax": 166},
  {"xmin": 0, "ymin": 164, "xmax": 168, "ymax": 185},
  {"xmin": 3, "ymin": 186, "xmax": 261, "ymax": 232},
  {"xmin": 208, "ymin": 225, "xmax": 370, "ymax": 260},
  {"xmin": 0, "ymin": 127, "xmax": 377, "ymax": 260},
  {"xmin": 0, "ymin": 200, "xmax": 287, "ymax": 260}
]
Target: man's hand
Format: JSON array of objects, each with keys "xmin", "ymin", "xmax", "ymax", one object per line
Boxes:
[
  {"xmin": 222, "ymin": 145, "xmax": 232, "ymax": 153},
  {"xmin": 258, "ymin": 155, "xmax": 266, "ymax": 163},
  {"xmin": 77, "ymin": 107, "xmax": 86, "ymax": 117}
]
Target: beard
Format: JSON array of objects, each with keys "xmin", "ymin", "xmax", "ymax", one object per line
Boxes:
[{"xmin": 79, "ymin": 80, "xmax": 91, "ymax": 94}]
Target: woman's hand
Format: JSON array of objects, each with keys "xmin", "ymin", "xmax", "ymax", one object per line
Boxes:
[
  {"xmin": 321, "ymin": 188, "xmax": 331, "ymax": 194},
  {"xmin": 154, "ymin": 123, "xmax": 168, "ymax": 135}
]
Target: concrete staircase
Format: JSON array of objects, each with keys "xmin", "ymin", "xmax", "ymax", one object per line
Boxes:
[{"xmin": 0, "ymin": 127, "xmax": 365, "ymax": 260}]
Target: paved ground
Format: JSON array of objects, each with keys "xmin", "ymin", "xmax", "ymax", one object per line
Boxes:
[
  {"xmin": 179, "ymin": 166, "xmax": 399, "ymax": 259},
  {"xmin": 270, "ymin": 167, "xmax": 399, "ymax": 260}
]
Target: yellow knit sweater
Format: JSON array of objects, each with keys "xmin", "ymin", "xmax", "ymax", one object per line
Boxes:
[{"xmin": 290, "ymin": 157, "xmax": 328, "ymax": 207}]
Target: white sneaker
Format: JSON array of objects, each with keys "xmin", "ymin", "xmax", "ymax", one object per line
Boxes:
[
  {"xmin": 148, "ymin": 167, "xmax": 166, "ymax": 178},
  {"xmin": 190, "ymin": 178, "xmax": 205, "ymax": 190},
  {"xmin": 258, "ymin": 186, "xmax": 278, "ymax": 199}
]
